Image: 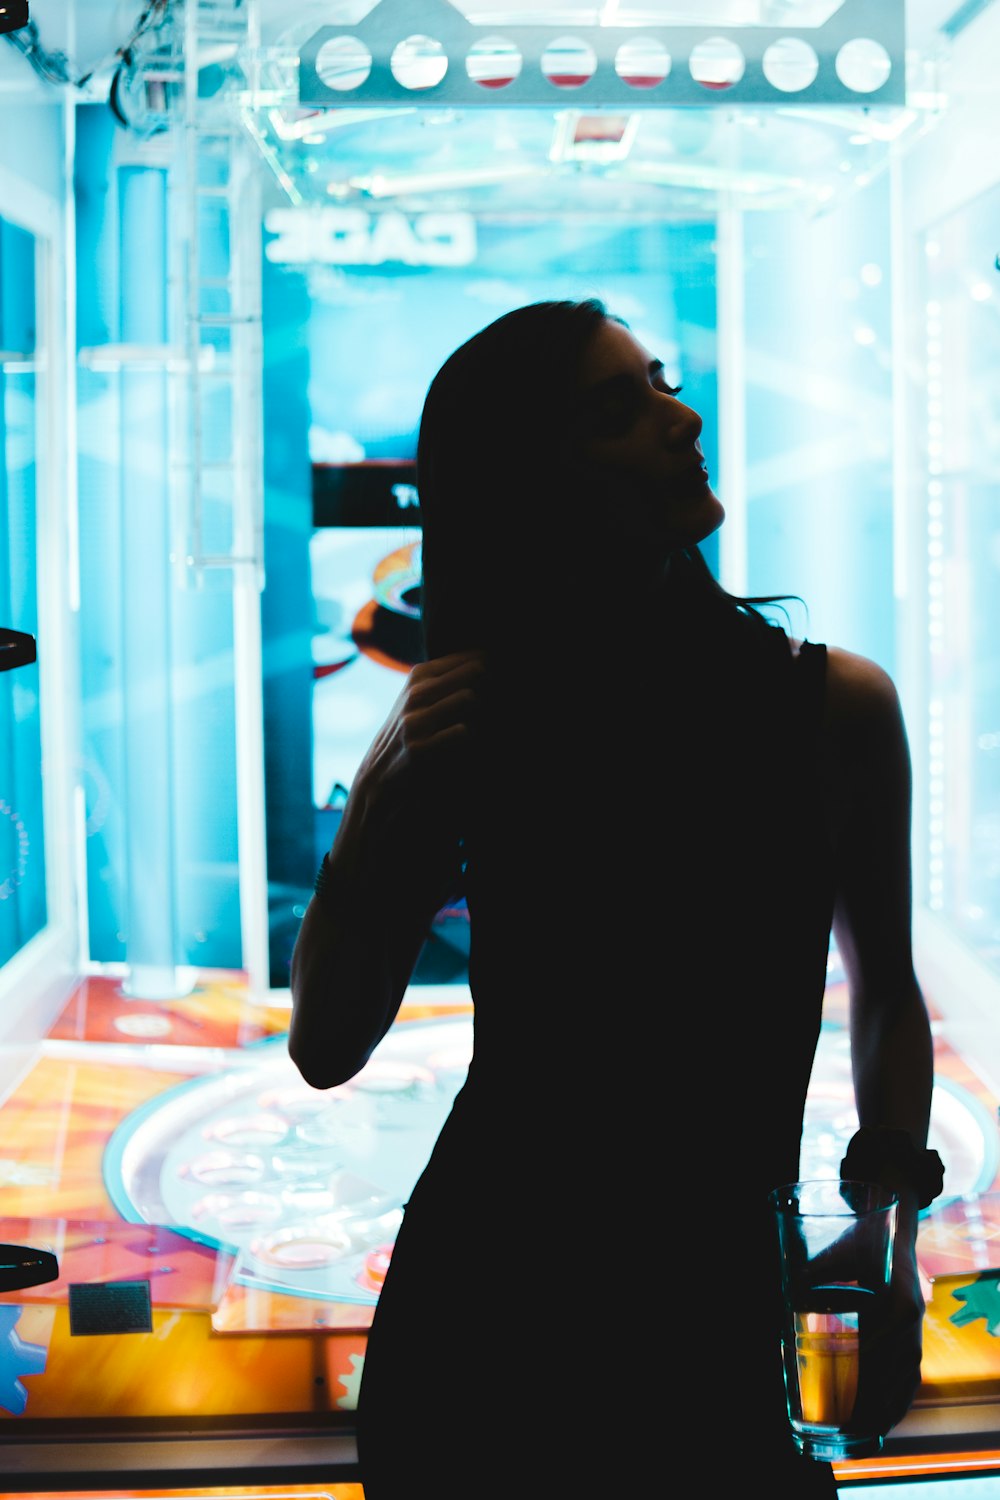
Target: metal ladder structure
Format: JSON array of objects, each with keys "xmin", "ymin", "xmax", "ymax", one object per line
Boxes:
[
  {"xmin": 163, "ymin": 0, "xmax": 270, "ymax": 996},
  {"xmin": 172, "ymin": 0, "xmax": 264, "ymax": 594}
]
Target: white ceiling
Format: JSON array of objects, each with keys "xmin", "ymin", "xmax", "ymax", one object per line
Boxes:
[
  {"xmin": 1, "ymin": 0, "xmax": 987, "ymax": 218},
  {"xmin": 7, "ymin": 0, "xmax": 988, "ymax": 93}
]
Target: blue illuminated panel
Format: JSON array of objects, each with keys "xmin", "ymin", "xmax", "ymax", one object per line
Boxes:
[
  {"xmin": 261, "ymin": 215, "xmax": 718, "ymax": 986},
  {"xmin": 0, "ymin": 216, "xmax": 45, "ymax": 968}
]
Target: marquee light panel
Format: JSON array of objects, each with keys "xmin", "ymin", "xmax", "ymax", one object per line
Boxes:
[{"xmin": 298, "ymin": 0, "xmax": 906, "ymax": 109}]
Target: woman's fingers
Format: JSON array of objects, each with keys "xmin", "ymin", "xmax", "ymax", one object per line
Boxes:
[
  {"xmin": 405, "ymin": 688, "xmax": 479, "ymax": 747},
  {"xmin": 419, "ymin": 648, "xmax": 487, "ymax": 675},
  {"xmin": 395, "ymin": 653, "xmax": 485, "ymax": 753},
  {"xmin": 361, "ymin": 651, "xmax": 486, "ymax": 815},
  {"xmin": 852, "ymin": 1268, "xmax": 924, "ymax": 1435},
  {"xmin": 406, "ymin": 653, "xmax": 486, "ymax": 718}
]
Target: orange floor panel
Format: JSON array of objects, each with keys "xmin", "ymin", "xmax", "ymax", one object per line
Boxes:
[{"xmin": 0, "ymin": 966, "xmax": 998, "ymax": 1482}]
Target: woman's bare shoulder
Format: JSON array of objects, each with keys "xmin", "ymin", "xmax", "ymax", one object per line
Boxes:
[
  {"xmin": 820, "ymin": 647, "xmax": 910, "ymax": 782},
  {"xmin": 789, "ymin": 637, "xmax": 903, "ymax": 742},
  {"xmin": 787, "ymin": 643, "xmax": 909, "ymax": 847},
  {"xmin": 790, "ymin": 638, "xmax": 896, "ymax": 701},
  {"xmin": 827, "ymin": 644, "xmax": 900, "ymax": 715}
]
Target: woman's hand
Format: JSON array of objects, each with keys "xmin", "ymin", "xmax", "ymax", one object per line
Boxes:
[
  {"xmin": 345, "ymin": 648, "xmax": 486, "ymax": 890},
  {"xmin": 852, "ymin": 1223, "xmax": 925, "ymax": 1440}
]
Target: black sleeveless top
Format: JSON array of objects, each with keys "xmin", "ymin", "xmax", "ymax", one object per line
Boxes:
[{"xmin": 358, "ymin": 558, "xmax": 839, "ymax": 1495}]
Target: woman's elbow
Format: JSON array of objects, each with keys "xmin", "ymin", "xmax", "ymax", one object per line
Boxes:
[
  {"xmin": 288, "ymin": 1036, "xmax": 323, "ymax": 1090},
  {"xmin": 287, "ymin": 1020, "xmax": 370, "ymax": 1091}
]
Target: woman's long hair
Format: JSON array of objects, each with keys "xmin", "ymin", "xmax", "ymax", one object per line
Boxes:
[{"xmin": 416, "ymin": 298, "xmax": 803, "ymax": 661}]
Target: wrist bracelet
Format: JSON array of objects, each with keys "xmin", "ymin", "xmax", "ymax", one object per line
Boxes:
[
  {"xmin": 840, "ymin": 1126, "xmax": 945, "ymax": 1210},
  {"xmin": 312, "ymin": 852, "xmax": 348, "ymax": 909}
]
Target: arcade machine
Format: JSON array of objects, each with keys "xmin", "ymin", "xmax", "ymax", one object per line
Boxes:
[{"xmin": 2, "ymin": 0, "xmax": 1000, "ymax": 1494}]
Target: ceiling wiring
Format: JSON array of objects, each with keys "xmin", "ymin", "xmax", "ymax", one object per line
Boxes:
[{"xmin": 2, "ymin": 0, "xmax": 172, "ymax": 91}]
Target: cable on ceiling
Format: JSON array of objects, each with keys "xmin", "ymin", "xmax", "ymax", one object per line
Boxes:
[{"xmin": 3, "ymin": 0, "xmax": 172, "ymax": 91}]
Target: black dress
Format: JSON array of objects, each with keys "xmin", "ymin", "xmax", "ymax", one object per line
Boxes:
[{"xmin": 357, "ymin": 560, "xmax": 839, "ymax": 1498}]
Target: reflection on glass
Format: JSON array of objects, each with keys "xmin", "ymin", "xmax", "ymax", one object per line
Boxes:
[
  {"xmin": 922, "ymin": 183, "xmax": 1000, "ymax": 973},
  {"xmin": 453, "ymin": 3, "xmax": 845, "ymax": 24}
]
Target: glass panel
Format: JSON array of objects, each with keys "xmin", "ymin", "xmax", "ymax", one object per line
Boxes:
[
  {"xmin": 74, "ymin": 120, "xmax": 243, "ymax": 980},
  {"xmin": 921, "ymin": 183, "xmax": 1000, "ymax": 973},
  {"xmin": 0, "ymin": 215, "xmax": 45, "ymax": 967},
  {"xmin": 261, "ymin": 217, "xmax": 719, "ymax": 988}
]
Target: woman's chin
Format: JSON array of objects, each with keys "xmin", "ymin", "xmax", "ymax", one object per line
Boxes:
[
  {"xmin": 665, "ymin": 493, "xmax": 726, "ymax": 550},
  {"xmin": 702, "ymin": 492, "xmax": 726, "ymax": 536}
]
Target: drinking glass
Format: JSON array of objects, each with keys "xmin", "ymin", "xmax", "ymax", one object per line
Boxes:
[{"xmin": 770, "ymin": 1178, "xmax": 898, "ymax": 1462}]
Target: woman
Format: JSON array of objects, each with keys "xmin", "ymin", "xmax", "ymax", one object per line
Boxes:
[{"xmin": 289, "ymin": 299, "xmax": 938, "ymax": 1496}]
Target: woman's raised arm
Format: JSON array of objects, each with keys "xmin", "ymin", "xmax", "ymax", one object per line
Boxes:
[{"xmin": 288, "ymin": 648, "xmax": 485, "ymax": 1089}]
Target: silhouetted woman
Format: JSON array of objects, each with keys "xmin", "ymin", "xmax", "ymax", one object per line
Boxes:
[{"xmin": 290, "ymin": 299, "xmax": 937, "ymax": 1497}]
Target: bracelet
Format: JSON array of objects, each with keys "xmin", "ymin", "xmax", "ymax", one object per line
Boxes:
[
  {"xmin": 312, "ymin": 852, "xmax": 349, "ymax": 910},
  {"xmin": 840, "ymin": 1126, "xmax": 945, "ymax": 1210}
]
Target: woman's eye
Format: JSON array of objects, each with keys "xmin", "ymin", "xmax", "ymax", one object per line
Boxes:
[{"xmin": 585, "ymin": 375, "xmax": 681, "ymax": 438}]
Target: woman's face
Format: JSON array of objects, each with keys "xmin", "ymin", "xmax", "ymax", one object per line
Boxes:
[{"xmin": 571, "ymin": 317, "xmax": 725, "ymax": 553}]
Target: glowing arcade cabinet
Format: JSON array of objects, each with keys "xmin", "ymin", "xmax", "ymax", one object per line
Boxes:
[{"xmin": 1, "ymin": 0, "xmax": 1000, "ymax": 1491}]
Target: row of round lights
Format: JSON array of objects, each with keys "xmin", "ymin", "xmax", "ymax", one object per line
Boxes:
[
  {"xmin": 0, "ymin": 797, "xmax": 29, "ymax": 901},
  {"xmin": 314, "ymin": 32, "xmax": 893, "ymax": 97}
]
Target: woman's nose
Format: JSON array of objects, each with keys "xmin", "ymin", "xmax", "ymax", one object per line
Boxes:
[{"xmin": 661, "ymin": 393, "xmax": 701, "ymax": 446}]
